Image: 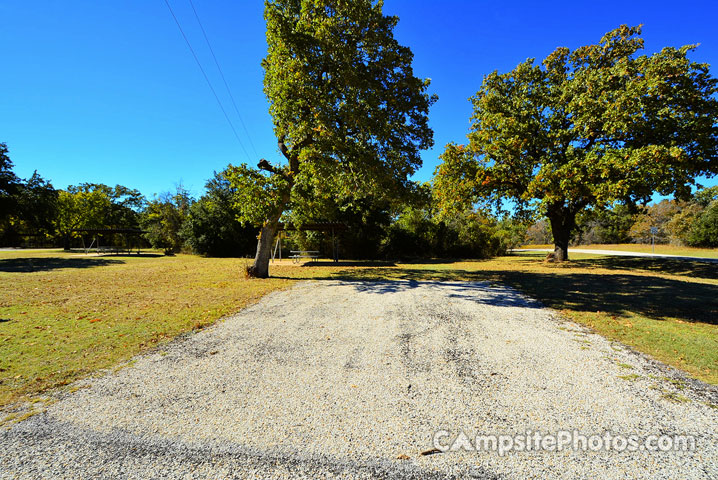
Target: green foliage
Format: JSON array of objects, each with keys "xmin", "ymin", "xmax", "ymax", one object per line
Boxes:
[
  {"xmin": 72, "ymin": 183, "xmax": 145, "ymax": 229},
  {"xmin": 225, "ymin": 163, "xmax": 290, "ymax": 227},
  {"xmin": 0, "ymin": 143, "xmax": 21, "ymax": 229},
  {"xmin": 230, "ymin": 0, "xmax": 436, "ymax": 276},
  {"xmin": 181, "ymin": 171, "xmax": 258, "ymax": 257},
  {"xmin": 0, "ymin": 144, "xmax": 59, "ymax": 246},
  {"xmin": 141, "ymin": 186, "xmax": 193, "ymax": 255},
  {"xmin": 51, "ymin": 183, "xmax": 145, "ymax": 249},
  {"xmin": 54, "ymin": 188, "xmax": 113, "ymax": 248},
  {"xmin": 315, "ymin": 195, "xmax": 395, "ymax": 260},
  {"xmin": 494, "ymin": 216, "xmax": 528, "ymax": 252},
  {"xmin": 694, "ymin": 186, "xmax": 718, "ymax": 207},
  {"xmin": 261, "ymin": 0, "xmax": 436, "ymax": 206},
  {"xmin": 5, "ymin": 172, "xmax": 59, "ymax": 245},
  {"xmin": 434, "ymin": 25, "xmax": 718, "ymax": 257},
  {"xmin": 688, "ymin": 200, "xmax": 718, "ymax": 247},
  {"xmin": 665, "ymin": 202, "xmax": 703, "ymax": 245},
  {"xmin": 381, "ymin": 207, "xmax": 513, "ymax": 259},
  {"xmin": 227, "ymin": 0, "xmax": 437, "ymax": 274}
]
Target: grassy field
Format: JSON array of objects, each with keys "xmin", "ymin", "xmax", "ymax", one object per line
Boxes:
[
  {"xmin": 1, "ymin": 248, "xmax": 716, "ymax": 412},
  {"xmin": 522, "ymin": 243, "xmax": 718, "ymax": 258},
  {"xmin": 0, "ymin": 250, "xmax": 301, "ymax": 408}
]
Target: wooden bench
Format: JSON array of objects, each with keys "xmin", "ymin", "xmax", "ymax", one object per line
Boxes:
[{"xmin": 289, "ymin": 250, "xmax": 320, "ymax": 264}]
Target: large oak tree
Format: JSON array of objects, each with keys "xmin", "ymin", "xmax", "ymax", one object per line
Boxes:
[
  {"xmin": 227, "ymin": 0, "xmax": 435, "ymax": 277},
  {"xmin": 434, "ymin": 25, "xmax": 718, "ymax": 261}
]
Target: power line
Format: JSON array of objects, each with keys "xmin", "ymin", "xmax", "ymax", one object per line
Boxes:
[
  {"xmin": 162, "ymin": 0, "xmax": 251, "ymax": 161},
  {"xmin": 187, "ymin": 0, "xmax": 259, "ymax": 158}
]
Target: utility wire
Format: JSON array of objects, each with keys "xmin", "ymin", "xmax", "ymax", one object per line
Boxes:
[
  {"xmin": 188, "ymin": 0, "xmax": 259, "ymax": 158},
  {"xmin": 162, "ymin": 0, "xmax": 251, "ymax": 161}
]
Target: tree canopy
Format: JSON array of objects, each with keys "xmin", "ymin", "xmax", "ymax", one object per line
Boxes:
[
  {"xmin": 227, "ymin": 0, "xmax": 436, "ymax": 277},
  {"xmin": 434, "ymin": 25, "xmax": 718, "ymax": 260},
  {"xmin": 0, "ymin": 143, "xmax": 21, "ymax": 224}
]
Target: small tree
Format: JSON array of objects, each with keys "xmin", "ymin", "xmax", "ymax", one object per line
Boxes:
[
  {"xmin": 434, "ymin": 26, "xmax": 718, "ymax": 261},
  {"xmin": 54, "ymin": 188, "xmax": 112, "ymax": 250},
  {"xmin": 141, "ymin": 186, "xmax": 193, "ymax": 255},
  {"xmin": 227, "ymin": 0, "xmax": 435, "ymax": 277}
]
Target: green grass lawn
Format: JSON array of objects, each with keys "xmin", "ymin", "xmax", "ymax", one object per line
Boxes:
[
  {"xmin": 0, "ymin": 250, "xmax": 301, "ymax": 408},
  {"xmin": 1, "ymin": 248, "xmax": 716, "ymax": 413}
]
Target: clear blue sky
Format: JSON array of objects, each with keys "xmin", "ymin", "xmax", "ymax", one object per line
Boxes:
[{"xmin": 2, "ymin": 0, "xmax": 717, "ymax": 199}]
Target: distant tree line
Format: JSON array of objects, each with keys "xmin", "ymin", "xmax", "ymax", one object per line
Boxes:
[
  {"xmin": 1, "ymin": 143, "xmax": 524, "ymax": 259},
  {"xmin": 3, "ymin": 137, "xmax": 715, "ymax": 257}
]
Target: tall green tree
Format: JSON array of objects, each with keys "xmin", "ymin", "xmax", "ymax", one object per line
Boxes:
[
  {"xmin": 227, "ymin": 0, "xmax": 435, "ymax": 277},
  {"xmin": 434, "ymin": 25, "xmax": 718, "ymax": 260},
  {"xmin": 0, "ymin": 143, "xmax": 21, "ymax": 232}
]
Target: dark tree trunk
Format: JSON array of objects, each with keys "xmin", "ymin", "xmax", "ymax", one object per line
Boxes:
[
  {"xmin": 247, "ymin": 214, "xmax": 281, "ymax": 279},
  {"xmin": 547, "ymin": 203, "xmax": 579, "ymax": 262},
  {"xmin": 549, "ymin": 216, "xmax": 571, "ymax": 261}
]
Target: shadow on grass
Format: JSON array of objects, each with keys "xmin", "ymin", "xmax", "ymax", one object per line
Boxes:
[
  {"xmin": 275, "ymin": 253, "xmax": 717, "ymax": 324},
  {"xmin": 571, "ymin": 256, "xmax": 718, "ymax": 281},
  {"xmin": 477, "ymin": 269, "xmax": 718, "ymax": 325},
  {"xmin": 294, "ymin": 260, "xmax": 716, "ymax": 325},
  {"xmin": 0, "ymin": 257, "xmax": 125, "ymax": 272},
  {"xmin": 95, "ymin": 253, "xmax": 163, "ymax": 259},
  {"xmin": 300, "ymin": 261, "xmax": 396, "ymax": 267}
]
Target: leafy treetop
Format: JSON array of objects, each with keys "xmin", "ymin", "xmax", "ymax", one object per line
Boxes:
[
  {"xmin": 228, "ymin": 0, "xmax": 436, "ymax": 227},
  {"xmin": 435, "ymin": 25, "xmax": 718, "ymax": 218}
]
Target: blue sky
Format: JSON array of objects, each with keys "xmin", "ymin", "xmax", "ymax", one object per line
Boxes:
[{"xmin": 2, "ymin": 0, "xmax": 717, "ymax": 199}]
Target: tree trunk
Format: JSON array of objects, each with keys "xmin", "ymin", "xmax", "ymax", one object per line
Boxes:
[
  {"xmin": 246, "ymin": 137, "xmax": 302, "ymax": 278},
  {"xmin": 547, "ymin": 205, "xmax": 578, "ymax": 262},
  {"xmin": 246, "ymin": 214, "xmax": 281, "ymax": 279},
  {"xmin": 549, "ymin": 217, "xmax": 570, "ymax": 261}
]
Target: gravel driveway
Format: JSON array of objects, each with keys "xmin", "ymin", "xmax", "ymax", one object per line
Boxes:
[{"xmin": 2, "ymin": 280, "xmax": 716, "ymax": 479}]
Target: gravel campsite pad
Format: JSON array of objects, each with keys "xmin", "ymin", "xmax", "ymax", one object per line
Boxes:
[{"xmin": 2, "ymin": 280, "xmax": 716, "ymax": 479}]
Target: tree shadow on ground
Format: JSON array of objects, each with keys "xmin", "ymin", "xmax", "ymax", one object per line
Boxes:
[
  {"xmin": 277, "ymin": 253, "xmax": 717, "ymax": 324},
  {"xmin": 570, "ymin": 256, "xmax": 718, "ymax": 281},
  {"xmin": 94, "ymin": 253, "xmax": 163, "ymax": 259},
  {"xmin": 302, "ymin": 262, "xmax": 715, "ymax": 325},
  {"xmin": 0, "ymin": 257, "xmax": 125, "ymax": 273},
  {"xmin": 475, "ymin": 269, "xmax": 718, "ymax": 325},
  {"xmin": 300, "ymin": 261, "xmax": 396, "ymax": 267},
  {"xmin": 340, "ymin": 279, "xmax": 543, "ymax": 308}
]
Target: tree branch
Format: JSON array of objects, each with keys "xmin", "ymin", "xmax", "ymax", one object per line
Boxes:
[
  {"xmin": 257, "ymin": 158, "xmax": 286, "ymax": 177},
  {"xmin": 278, "ymin": 135, "xmax": 314, "ymax": 176}
]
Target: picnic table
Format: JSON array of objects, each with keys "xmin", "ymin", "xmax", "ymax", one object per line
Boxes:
[{"xmin": 289, "ymin": 250, "xmax": 320, "ymax": 264}]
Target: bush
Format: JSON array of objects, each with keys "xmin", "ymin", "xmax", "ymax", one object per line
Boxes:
[{"xmin": 688, "ymin": 201, "xmax": 718, "ymax": 247}]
